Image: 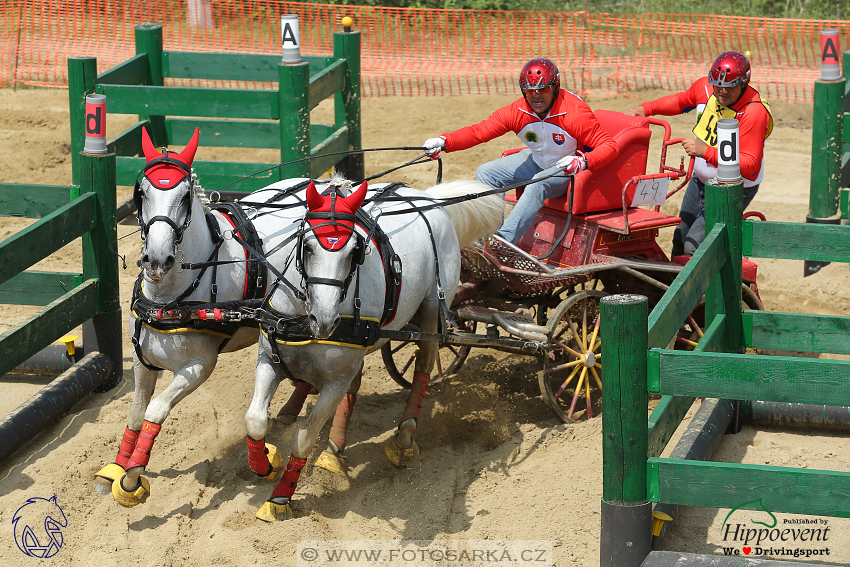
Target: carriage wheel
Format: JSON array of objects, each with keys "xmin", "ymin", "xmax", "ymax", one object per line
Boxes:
[
  {"xmin": 381, "ymin": 319, "xmax": 478, "ymax": 388},
  {"xmin": 538, "ymin": 290, "xmax": 608, "ymax": 423}
]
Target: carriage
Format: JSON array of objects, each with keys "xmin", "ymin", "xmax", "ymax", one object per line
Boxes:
[{"xmin": 380, "ymin": 110, "xmax": 764, "ymax": 423}]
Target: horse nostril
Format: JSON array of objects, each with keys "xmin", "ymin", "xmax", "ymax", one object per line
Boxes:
[
  {"xmin": 141, "ymin": 254, "xmax": 150, "ymax": 266},
  {"xmin": 163, "ymin": 255, "xmax": 175, "ymax": 271}
]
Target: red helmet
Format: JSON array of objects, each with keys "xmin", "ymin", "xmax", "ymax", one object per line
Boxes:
[
  {"xmin": 708, "ymin": 51, "xmax": 751, "ymax": 88},
  {"xmin": 519, "ymin": 58, "xmax": 560, "ymax": 92}
]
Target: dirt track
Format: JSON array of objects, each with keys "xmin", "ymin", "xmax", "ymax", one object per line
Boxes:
[{"xmin": 1, "ymin": 87, "xmax": 849, "ymax": 566}]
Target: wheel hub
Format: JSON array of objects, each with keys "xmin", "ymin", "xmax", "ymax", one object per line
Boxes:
[{"xmin": 583, "ymin": 351, "xmax": 597, "ymax": 367}]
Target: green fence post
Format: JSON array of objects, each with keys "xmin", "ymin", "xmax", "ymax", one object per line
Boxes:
[
  {"xmin": 135, "ymin": 22, "xmax": 167, "ymax": 147},
  {"xmin": 842, "ymin": 49, "xmax": 850, "ymax": 194},
  {"xmin": 705, "ymin": 126, "xmax": 744, "ymax": 353},
  {"xmin": 600, "ymin": 294, "xmax": 651, "ymax": 567},
  {"xmin": 334, "ymin": 26, "xmax": 363, "ymax": 181},
  {"xmin": 79, "ymin": 152, "xmax": 123, "ymax": 391},
  {"xmin": 67, "ymin": 57, "xmax": 98, "ymax": 186},
  {"xmin": 278, "ymin": 62, "xmax": 311, "ymax": 180}
]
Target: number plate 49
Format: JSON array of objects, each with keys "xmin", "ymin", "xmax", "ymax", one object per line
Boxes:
[{"xmin": 630, "ymin": 178, "xmax": 670, "ymax": 207}]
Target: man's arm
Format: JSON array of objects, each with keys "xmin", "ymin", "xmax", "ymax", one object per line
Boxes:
[
  {"xmin": 627, "ymin": 78, "xmax": 708, "ymax": 117},
  {"xmin": 441, "ymin": 104, "xmax": 515, "ymax": 152},
  {"xmin": 569, "ymin": 107, "xmax": 619, "ymax": 171}
]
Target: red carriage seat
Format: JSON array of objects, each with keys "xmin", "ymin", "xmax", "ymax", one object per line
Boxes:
[{"xmin": 506, "ymin": 110, "xmax": 652, "ymax": 215}]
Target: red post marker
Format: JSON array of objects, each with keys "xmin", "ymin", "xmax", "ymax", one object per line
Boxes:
[
  {"xmin": 84, "ymin": 93, "xmax": 107, "ymax": 155},
  {"xmin": 820, "ymin": 29, "xmax": 841, "ymax": 81}
]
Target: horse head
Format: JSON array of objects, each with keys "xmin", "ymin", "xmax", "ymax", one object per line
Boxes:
[
  {"xmin": 136, "ymin": 127, "xmax": 200, "ymax": 283},
  {"xmin": 301, "ymin": 180, "xmax": 368, "ymax": 339}
]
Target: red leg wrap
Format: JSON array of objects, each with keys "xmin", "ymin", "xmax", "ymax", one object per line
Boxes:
[
  {"xmin": 271, "ymin": 455, "xmax": 307, "ymax": 499},
  {"xmin": 115, "ymin": 427, "xmax": 140, "ymax": 468},
  {"xmin": 246, "ymin": 436, "xmax": 271, "ymax": 476},
  {"xmin": 400, "ymin": 371, "xmax": 430, "ymax": 424},
  {"xmin": 329, "ymin": 393, "xmax": 357, "ymax": 452},
  {"xmin": 277, "ymin": 381, "xmax": 313, "ymax": 417},
  {"xmin": 125, "ymin": 421, "xmax": 161, "ymax": 469}
]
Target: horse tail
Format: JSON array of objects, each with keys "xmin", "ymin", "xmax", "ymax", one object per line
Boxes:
[{"xmin": 424, "ymin": 180, "xmax": 503, "ymax": 248}]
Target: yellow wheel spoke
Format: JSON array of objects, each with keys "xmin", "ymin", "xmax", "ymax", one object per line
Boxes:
[
  {"xmin": 590, "ymin": 366, "xmax": 602, "ymax": 390},
  {"xmin": 552, "ymin": 339, "xmax": 583, "ymax": 360},
  {"xmin": 588, "ymin": 314, "xmax": 601, "ymax": 356},
  {"xmin": 566, "ymin": 316, "xmax": 585, "ymax": 353},
  {"xmin": 554, "ymin": 365, "xmax": 582, "ymax": 399},
  {"xmin": 549, "ymin": 359, "xmax": 584, "ymax": 374}
]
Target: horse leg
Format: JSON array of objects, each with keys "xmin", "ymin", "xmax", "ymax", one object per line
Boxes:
[
  {"xmin": 273, "ymin": 380, "xmax": 315, "ymax": 425},
  {"xmin": 94, "ymin": 356, "xmax": 159, "ymax": 495},
  {"xmin": 256, "ymin": 379, "xmax": 349, "ymax": 522},
  {"xmin": 112, "ymin": 355, "xmax": 216, "ymax": 507},
  {"xmin": 385, "ymin": 303, "xmax": 440, "ymax": 467},
  {"xmin": 314, "ymin": 367, "xmax": 362, "ymax": 473},
  {"xmin": 244, "ymin": 349, "xmax": 286, "ymax": 480}
]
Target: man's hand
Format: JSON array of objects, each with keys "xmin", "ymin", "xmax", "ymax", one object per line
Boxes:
[
  {"xmin": 681, "ymin": 138, "xmax": 708, "ymax": 158},
  {"xmin": 626, "ymin": 106, "xmax": 647, "ymax": 117},
  {"xmin": 422, "ymin": 136, "xmax": 446, "ymax": 157},
  {"xmin": 556, "ymin": 154, "xmax": 587, "ymax": 176}
]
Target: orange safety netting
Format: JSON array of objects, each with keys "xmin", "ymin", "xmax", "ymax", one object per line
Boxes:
[{"xmin": 0, "ymin": 1, "xmax": 847, "ymax": 103}]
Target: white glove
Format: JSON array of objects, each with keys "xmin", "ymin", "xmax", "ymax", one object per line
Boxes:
[
  {"xmin": 556, "ymin": 154, "xmax": 587, "ymax": 176},
  {"xmin": 423, "ymin": 136, "xmax": 446, "ymax": 156}
]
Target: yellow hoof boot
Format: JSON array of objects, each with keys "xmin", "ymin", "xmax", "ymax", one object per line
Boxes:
[
  {"xmin": 94, "ymin": 463, "xmax": 125, "ymax": 495},
  {"xmin": 315, "ymin": 450, "xmax": 348, "ymax": 474},
  {"xmin": 256, "ymin": 499, "xmax": 294, "ymax": 522},
  {"xmin": 384, "ymin": 437, "xmax": 419, "ymax": 468},
  {"xmin": 263, "ymin": 444, "xmax": 284, "ymax": 480},
  {"xmin": 112, "ymin": 474, "xmax": 151, "ymax": 507}
]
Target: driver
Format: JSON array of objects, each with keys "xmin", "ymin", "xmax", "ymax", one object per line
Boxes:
[
  {"xmin": 421, "ymin": 58, "xmax": 619, "ymax": 244},
  {"xmin": 627, "ymin": 51, "xmax": 773, "ymax": 257}
]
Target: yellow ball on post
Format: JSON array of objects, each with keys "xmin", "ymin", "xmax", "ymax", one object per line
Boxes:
[{"xmin": 342, "ymin": 16, "xmax": 353, "ymax": 32}]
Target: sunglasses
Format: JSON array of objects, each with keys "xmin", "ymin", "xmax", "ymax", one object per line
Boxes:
[{"xmin": 522, "ymin": 85, "xmax": 552, "ymax": 94}]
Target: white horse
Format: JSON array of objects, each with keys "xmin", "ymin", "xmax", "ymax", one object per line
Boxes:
[
  {"xmin": 244, "ymin": 179, "xmax": 503, "ymax": 521},
  {"xmin": 93, "ymin": 127, "xmax": 503, "ymax": 511}
]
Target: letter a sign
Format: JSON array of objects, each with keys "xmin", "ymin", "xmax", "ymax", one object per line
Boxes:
[
  {"xmin": 820, "ymin": 29, "xmax": 841, "ymax": 80},
  {"xmin": 281, "ymin": 14, "xmax": 301, "ymax": 64}
]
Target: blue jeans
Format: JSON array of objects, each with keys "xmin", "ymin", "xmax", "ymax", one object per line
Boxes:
[
  {"xmin": 476, "ymin": 149, "xmax": 572, "ymax": 244},
  {"xmin": 672, "ymin": 177, "xmax": 759, "ymax": 256}
]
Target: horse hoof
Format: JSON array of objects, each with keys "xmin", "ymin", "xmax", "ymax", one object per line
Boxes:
[
  {"xmin": 272, "ymin": 413, "xmax": 297, "ymax": 426},
  {"xmin": 256, "ymin": 498, "xmax": 294, "ymax": 522},
  {"xmin": 384, "ymin": 436, "xmax": 419, "ymax": 468},
  {"xmin": 94, "ymin": 463, "xmax": 125, "ymax": 495},
  {"xmin": 315, "ymin": 450, "xmax": 347, "ymax": 474},
  {"xmin": 112, "ymin": 474, "xmax": 151, "ymax": 507}
]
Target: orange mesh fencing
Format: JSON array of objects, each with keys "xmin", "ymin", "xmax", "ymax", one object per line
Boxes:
[{"xmin": 1, "ymin": 1, "xmax": 847, "ymax": 103}]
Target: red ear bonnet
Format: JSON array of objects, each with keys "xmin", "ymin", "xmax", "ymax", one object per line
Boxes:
[
  {"xmin": 305, "ymin": 181, "xmax": 369, "ymax": 250},
  {"xmin": 141, "ymin": 127, "xmax": 199, "ymax": 189}
]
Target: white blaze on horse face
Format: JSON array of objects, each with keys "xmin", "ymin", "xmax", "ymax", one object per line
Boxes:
[
  {"xmin": 303, "ymin": 233, "xmax": 359, "ymax": 339},
  {"xmin": 140, "ymin": 178, "xmax": 192, "ymax": 283}
]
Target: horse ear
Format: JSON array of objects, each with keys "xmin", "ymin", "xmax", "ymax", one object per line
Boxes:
[
  {"xmin": 345, "ymin": 181, "xmax": 368, "ymax": 211},
  {"xmin": 305, "ymin": 182, "xmax": 323, "ymax": 211},
  {"xmin": 141, "ymin": 127, "xmax": 159, "ymax": 162},
  {"xmin": 177, "ymin": 127, "xmax": 200, "ymax": 166}
]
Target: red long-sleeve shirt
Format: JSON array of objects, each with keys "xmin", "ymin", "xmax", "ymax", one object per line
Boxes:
[
  {"xmin": 640, "ymin": 77, "xmax": 772, "ymax": 185},
  {"xmin": 442, "ymin": 89, "xmax": 618, "ymax": 172}
]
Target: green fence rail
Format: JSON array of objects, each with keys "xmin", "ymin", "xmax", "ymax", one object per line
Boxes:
[
  {"xmin": 0, "ymin": 153, "xmax": 122, "ymax": 389},
  {"xmin": 68, "ymin": 22, "xmax": 362, "ymax": 192},
  {"xmin": 601, "ymin": 176, "xmax": 850, "ymax": 566}
]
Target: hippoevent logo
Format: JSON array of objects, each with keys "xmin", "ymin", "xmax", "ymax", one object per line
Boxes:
[
  {"xmin": 720, "ymin": 498, "xmax": 831, "ymax": 559},
  {"xmin": 12, "ymin": 496, "xmax": 68, "ymax": 558}
]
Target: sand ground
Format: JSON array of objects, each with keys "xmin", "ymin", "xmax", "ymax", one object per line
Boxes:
[{"xmin": 0, "ymin": 87, "xmax": 848, "ymax": 566}]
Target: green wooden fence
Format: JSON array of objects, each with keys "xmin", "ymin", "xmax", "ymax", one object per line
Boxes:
[
  {"xmin": 68, "ymin": 22, "xmax": 362, "ymax": 192},
  {"xmin": 601, "ymin": 177, "xmax": 850, "ymax": 566},
  {"xmin": 0, "ymin": 152, "xmax": 122, "ymax": 389}
]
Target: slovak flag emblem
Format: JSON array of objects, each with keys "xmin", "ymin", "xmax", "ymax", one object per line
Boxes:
[{"xmin": 552, "ymin": 133, "xmax": 565, "ymax": 145}]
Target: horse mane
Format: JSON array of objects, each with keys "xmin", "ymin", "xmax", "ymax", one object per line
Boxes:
[
  {"xmin": 191, "ymin": 169, "xmax": 211, "ymax": 212},
  {"xmin": 328, "ymin": 173, "xmax": 355, "ymax": 195},
  {"xmin": 424, "ymin": 180, "xmax": 504, "ymax": 248}
]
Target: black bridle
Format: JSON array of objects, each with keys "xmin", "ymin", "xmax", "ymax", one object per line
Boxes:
[{"xmin": 133, "ymin": 152, "xmax": 194, "ymax": 245}]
